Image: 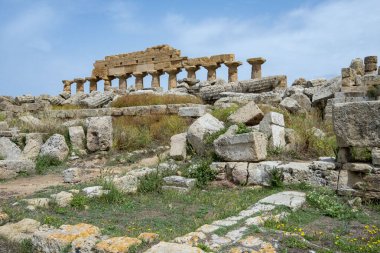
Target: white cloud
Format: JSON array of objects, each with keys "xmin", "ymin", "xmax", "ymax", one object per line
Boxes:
[{"xmin": 164, "ymin": 0, "xmax": 380, "ymax": 83}]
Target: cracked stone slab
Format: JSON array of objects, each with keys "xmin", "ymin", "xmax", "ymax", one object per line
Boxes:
[
  {"xmin": 258, "ymin": 191, "xmax": 306, "ymax": 210},
  {"xmin": 196, "ymin": 224, "xmax": 220, "ymax": 234},
  {"xmin": 211, "ymin": 219, "xmax": 238, "ymax": 227},
  {"xmin": 225, "ymin": 226, "xmax": 248, "ymax": 242}
]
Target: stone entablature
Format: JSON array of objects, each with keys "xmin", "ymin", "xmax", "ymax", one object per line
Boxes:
[{"xmin": 62, "ymin": 45, "xmax": 267, "ymax": 94}]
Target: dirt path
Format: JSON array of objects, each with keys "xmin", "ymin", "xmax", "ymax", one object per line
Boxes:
[{"xmin": 0, "ymin": 155, "xmax": 160, "ymax": 201}]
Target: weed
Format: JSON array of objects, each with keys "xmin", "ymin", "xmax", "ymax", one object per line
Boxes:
[
  {"xmin": 138, "ymin": 170, "xmax": 164, "ymax": 194},
  {"xmin": 211, "ymin": 105, "xmax": 239, "ymax": 123},
  {"xmin": 204, "ymin": 128, "xmax": 227, "ymax": 145},
  {"xmin": 283, "ymin": 236, "xmax": 310, "ymax": 249},
  {"xmin": 98, "ymin": 181, "xmax": 127, "ymax": 204},
  {"xmin": 0, "ymin": 112, "xmax": 6, "ymax": 121},
  {"xmin": 35, "ymin": 155, "xmax": 64, "ymax": 174},
  {"xmin": 367, "ymin": 84, "xmax": 380, "ymax": 98},
  {"xmin": 111, "ymin": 93, "xmax": 202, "ymax": 107},
  {"xmin": 70, "ymin": 194, "xmax": 88, "ymax": 210},
  {"xmin": 182, "ymin": 158, "xmax": 216, "ymax": 188},
  {"xmin": 236, "ymin": 123, "xmax": 250, "ymax": 134},
  {"xmin": 0, "ymin": 154, "xmax": 5, "ymax": 160},
  {"xmin": 269, "ymin": 168, "xmax": 284, "ymax": 188},
  {"xmin": 43, "ymin": 215, "xmax": 63, "ymax": 227},
  {"xmin": 307, "ymin": 188, "xmax": 358, "ymax": 220},
  {"xmin": 197, "ymin": 243, "xmax": 213, "ymax": 252},
  {"xmin": 351, "ymin": 147, "xmax": 372, "ymax": 162}
]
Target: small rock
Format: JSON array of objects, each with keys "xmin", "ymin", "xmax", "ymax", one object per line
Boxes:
[
  {"xmin": 82, "ymin": 186, "xmax": 109, "ymax": 197},
  {"xmin": 0, "ymin": 218, "xmax": 40, "ymax": 242},
  {"xmin": 95, "ymin": 236, "xmax": 141, "ymax": 253},
  {"xmin": 0, "ymin": 212, "xmax": 9, "ymax": 225},
  {"xmin": 169, "ymin": 133, "xmax": 187, "ymax": 161},
  {"xmin": 227, "ymin": 101, "xmax": 264, "ymax": 126},
  {"xmin": 144, "ymin": 242, "xmax": 205, "ymax": 253},
  {"xmin": 137, "ymin": 232, "xmax": 159, "ymax": 243},
  {"xmin": 39, "ymin": 134, "xmax": 69, "ymax": 161},
  {"xmin": 50, "ymin": 191, "xmax": 73, "ymax": 207},
  {"xmin": 63, "ymin": 167, "xmax": 81, "ymax": 183}
]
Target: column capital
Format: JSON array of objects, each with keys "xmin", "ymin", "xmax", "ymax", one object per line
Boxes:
[
  {"xmin": 132, "ymin": 72, "xmax": 147, "ymax": 78},
  {"xmin": 224, "ymin": 61, "xmax": 243, "ymax": 68},
  {"xmin": 147, "ymin": 70, "xmax": 164, "ymax": 76},
  {"xmin": 247, "ymin": 57, "xmax": 266, "ymax": 65},
  {"xmin": 85, "ymin": 76, "xmax": 99, "ymax": 81},
  {"xmin": 62, "ymin": 80, "xmax": 74, "ymax": 85},
  {"xmin": 164, "ymin": 68, "xmax": 182, "ymax": 75},
  {"xmin": 73, "ymin": 78, "xmax": 85, "ymax": 83},
  {"xmin": 184, "ymin": 65, "xmax": 200, "ymax": 71},
  {"xmin": 202, "ymin": 62, "xmax": 221, "ymax": 70},
  {"xmin": 114, "ymin": 73, "xmax": 132, "ymax": 79}
]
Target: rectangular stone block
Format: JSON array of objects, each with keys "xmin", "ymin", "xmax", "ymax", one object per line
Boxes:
[{"xmin": 333, "ymin": 101, "xmax": 380, "ymax": 147}]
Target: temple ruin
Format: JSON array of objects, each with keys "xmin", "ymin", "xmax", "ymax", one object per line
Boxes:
[{"xmin": 62, "ymin": 45, "xmax": 266, "ymax": 94}]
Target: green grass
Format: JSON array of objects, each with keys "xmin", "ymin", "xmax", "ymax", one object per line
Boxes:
[
  {"xmin": 2, "ymin": 186, "xmax": 280, "ymax": 242},
  {"xmin": 211, "ymin": 105, "xmax": 239, "ymax": 123},
  {"xmin": 35, "ymin": 155, "xmax": 65, "ymax": 174}
]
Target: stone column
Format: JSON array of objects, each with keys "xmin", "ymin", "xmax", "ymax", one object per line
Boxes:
[
  {"xmin": 133, "ymin": 72, "xmax": 147, "ymax": 90},
  {"xmin": 74, "ymin": 78, "xmax": 85, "ymax": 93},
  {"xmin": 164, "ymin": 68, "xmax": 182, "ymax": 90},
  {"xmin": 62, "ymin": 80, "xmax": 74, "ymax": 94},
  {"xmin": 247, "ymin": 57, "xmax": 266, "ymax": 79},
  {"xmin": 224, "ymin": 61, "xmax": 242, "ymax": 83},
  {"xmin": 203, "ymin": 63, "xmax": 221, "ymax": 81},
  {"xmin": 115, "ymin": 74, "xmax": 131, "ymax": 92},
  {"xmin": 184, "ymin": 65, "xmax": 200, "ymax": 79},
  {"xmin": 341, "ymin": 68, "xmax": 355, "ymax": 87},
  {"xmin": 148, "ymin": 70, "xmax": 164, "ymax": 88},
  {"xmin": 103, "ymin": 76, "xmax": 115, "ymax": 92},
  {"xmin": 85, "ymin": 77, "xmax": 99, "ymax": 93},
  {"xmin": 364, "ymin": 56, "xmax": 378, "ymax": 73}
]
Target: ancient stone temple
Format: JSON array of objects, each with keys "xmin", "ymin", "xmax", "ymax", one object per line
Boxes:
[{"xmin": 62, "ymin": 45, "xmax": 263, "ymax": 94}]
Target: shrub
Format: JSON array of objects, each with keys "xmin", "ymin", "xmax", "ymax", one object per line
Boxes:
[
  {"xmin": 367, "ymin": 84, "xmax": 380, "ymax": 98},
  {"xmin": 204, "ymin": 128, "xmax": 227, "ymax": 145},
  {"xmin": 269, "ymin": 168, "xmax": 284, "ymax": 188},
  {"xmin": 35, "ymin": 155, "xmax": 63, "ymax": 174},
  {"xmin": 211, "ymin": 105, "xmax": 239, "ymax": 123},
  {"xmin": 138, "ymin": 170, "xmax": 164, "ymax": 193},
  {"xmin": 236, "ymin": 123, "xmax": 250, "ymax": 134},
  {"xmin": 111, "ymin": 93, "xmax": 202, "ymax": 107},
  {"xmin": 181, "ymin": 158, "xmax": 216, "ymax": 188},
  {"xmin": 351, "ymin": 147, "xmax": 372, "ymax": 162},
  {"xmin": 98, "ymin": 181, "xmax": 126, "ymax": 204},
  {"xmin": 113, "ymin": 115, "xmax": 190, "ymax": 151},
  {"xmin": 70, "ymin": 194, "xmax": 88, "ymax": 210},
  {"xmin": 307, "ymin": 188, "xmax": 358, "ymax": 220}
]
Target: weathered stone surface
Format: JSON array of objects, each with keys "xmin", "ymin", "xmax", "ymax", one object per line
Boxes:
[
  {"xmin": 247, "ymin": 161, "xmax": 281, "ymax": 186},
  {"xmin": 215, "ymin": 92, "xmax": 282, "ymax": 107},
  {"xmin": 0, "ymin": 159, "xmax": 36, "ymax": 179},
  {"xmin": 82, "ymin": 186, "xmax": 110, "ymax": 197},
  {"xmin": 214, "ymin": 129, "xmax": 267, "ymax": 162},
  {"xmin": 50, "ymin": 191, "xmax": 73, "ymax": 207},
  {"xmin": 311, "ymin": 76, "xmax": 341, "ymax": 105},
  {"xmin": 19, "ymin": 115, "xmax": 43, "ymax": 128},
  {"xmin": 144, "ymin": 242, "xmax": 205, "ymax": 253},
  {"xmin": 290, "ymin": 93, "xmax": 311, "ymax": 111},
  {"xmin": 138, "ymin": 232, "xmax": 159, "ymax": 243},
  {"xmin": 178, "ymin": 106, "xmax": 207, "ymax": 117},
  {"xmin": 0, "ymin": 137, "xmax": 21, "ymax": 160},
  {"xmin": 173, "ymin": 232, "xmax": 206, "ymax": 246},
  {"xmin": 0, "ymin": 212, "xmax": 9, "ymax": 226},
  {"xmin": 95, "ymin": 236, "xmax": 141, "ymax": 253},
  {"xmin": 63, "ymin": 167, "xmax": 81, "ymax": 183},
  {"xmin": 0, "ymin": 121, "xmax": 8, "ymax": 131},
  {"xmin": 280, "ymin": 97, "xmax": 301, "ymax": 113},
  {"xmin": 69, "ymin": 126, "xmax": 86, "ymax": 153},
  {"xmin": 22, "ymin": 133, "xmax": 43, "ymax": 160},
  {"xmin": 163, "ymin": 176, "xmax": 196, "ymax": 188},
  {"xmin": 86, "ymin": 116, "xmax": 113, "ymax": 152},
  {"xmin": 343, "ymin": 163, "xmax": 373, "ymax": 173},
  {"xmin": 350, "ymin": 58, "xmax": 365, "ymax": 76},
  {"xmin": 259, "ymin": 112, "xmax": 284, "ymax": 127},
  {"xmin": 258, "ymin": 191, "xmax": 306, "ymax": 210},
  {"xmin": 23, "ymin": 198, "xmax": 50, "ymax": 209},
  {"xmin": 113, "ymin": 167, "xmax": 156, "ymax": 193},
  {"xmin": 187, "ymin": 113, "xmax": 224, "ymax": 155},
  {"xmin": 259, "ymin": 114, "xmax": 286, "ymax": 148},
  {"xmin": 0, "ymin": 218, "xmax": 40, "ymax": 242},
  {"xmin": 227, "ymin": 101, "xmax": 264, "ymax": 125},
  {"xmin": 169, "ymin": 133, "xmax": 187, "ymax": 160},
  {"xmin": 80, "ymin": 91, "xmax": 114, "ymax": 108},
  {"xmin": 333, "ymin": 101, "xmax": 380, "ymax": 147},
  {"xmin": 372, "ymin": 148, "xmax": 380, "ymax": 166},
  {"xmin": 231, "ymin": 162, "xmax": 249, "ymax": 185},
  {"xmin": 15, "ymin": 95, "xmax": 35, "ymax": 104},
  {"xmin": 40, "ymin": 134, "xmax": 69, "ymax": 161},
  {"xmin": 32, "ymin": 223, "xmax": 101, "ymax": 253}
]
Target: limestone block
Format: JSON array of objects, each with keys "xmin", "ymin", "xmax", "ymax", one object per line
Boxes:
[
  {"xmin": 32, "ymin": 223, "xmax": 101, "ymax": 253},
  {"xmin": 178, "ymin": 106, "xmax": 207, "ymax": 117},
  {"xmin": 214, "ymin": 130, "xmax": 267, "ymax": 162},
  {"xmin": 0, "ymin": 121, "xmax": 9, "ymax": 131},
  {"xmin": 290, "ymin": 93, "xmax": 311, "ymax": 111},
  {"xmin": 247, "ymin": 161, "xmax": 281, "ymax": 186},
  {"xmin": 372, "ymin": 148, "xmax": 380, "ymax": 166},
  {"xmin": 86, "ymin": 116, "xmax": 113, "ymax": 152},
  {"xmin": 15, "ymin": 95, "xmax": 35, "ymax": 105},
  {"xmin": 163, "ymin": 176, "xmax": 196, "ymax": 188},
  {"xmin": 0, "ymin": 212, "xmax": 9, "ymax": 226},
  {"xmin": 95, "ymin": 236, "xmax": 141, "ymax": 253},
  {"xmin": 258, "ymin": 191, "xmax": 306, "ymax": 210},
  {"xmin": 169, "ymin": 133, "xmax": 187, "ymax": 160},
  {"xmin": 63, "ymin": 167, "xmax": 81, "ymax": 183},
  {"xmin": 19, "ymin": 115, "xmax": 43, "ymax": 128},
  {"xmin": 138, "ymin": 233, "xmax": 159, "ymax": 244},
  {"xmin": 237, "ymin": 75, "xmax": 287, "ymax": 93},
  {"xmin": 0, "ymin": 159, "xmax": 35, "ymax": 179},
  {"xmin": 22, "ymin": 133, "xmax": 43, "ymax": 160},
  {"xmin": 40, "ymin": 134, "xmax": 69, "ymax": 161},
  {"xmin": 0, "ymin": 218, "xmax": 40, "ymax": 242},
  {"xmin": 82, "ymin": 186, "xmax": 109, "ymax": 197},
  {"xmin": 231, "ymin": 162, "xmax": 249, "ymax": 185},
  {"xmin": 280, "ymin": 97, "xmax": 302, "ymax": 113},
  {"xmin": 144, "ymin": 242, "xmax": 205, "ymax": 253},
  {"xmin": 69, "ymin": 126, "xmax": 86, "ymax": 153},
  {"xmin": 311, "ymin": 76, "xmax": 341, "ymax": 105},
  {"xmin": 333, "ymin": 101, "xmax": 380, "ymax": 147},
  {"xmin": 214, "ymin": 92, "xmax": 282, "ymax": 107},
  {"xmin": 227, "ymin": 101, "xmax": 264, "ymax": 126},
  {"xmin": 259, "ymin": 113, "xmax": 286, "ymax": 148},
  {"xmin": 0, "ymin": 137, "xmax": 21, "ymax": 160},
  {"xmin": 350, "ymin": 58, "xmax": 365, "ymax": 76},
  {"xmin": 343, "ymin": 163, "xmax": 373, "ymax": 173},
  {"xmin": 50, "ymin": 191, "xmax": 73, "ymax": 207},
  {"xmin": 80, "ymin": 92, "xmax": 114, "ymax": 108},
  {"xmin": 187, "ymin": 113, "xmax": 225, "ymax": 155},
  {"xmin": 259, "ymin": 112, "xmax": 285, "ymax": 127}
]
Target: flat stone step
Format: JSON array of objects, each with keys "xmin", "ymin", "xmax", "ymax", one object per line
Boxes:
[
  {"xmin": 162, "ymin": 176, "xmax": 196, "ymax": 188},
  {"xmin": 258, "ymin": 191, "xmax": 306, "ymax": 210}
]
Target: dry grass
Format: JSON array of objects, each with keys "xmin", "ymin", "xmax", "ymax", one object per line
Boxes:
[
  {"xmin": 111, "ymin": 93, "xmax": 203, "ymax": 108},
  {"xmin": 113, "ymin": 115, "xmax": 192, "ymax": 151}
]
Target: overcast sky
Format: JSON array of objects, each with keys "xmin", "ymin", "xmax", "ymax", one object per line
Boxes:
[{"xmin": 0, "ymin": 0, "xmax": 379, "ymax": 96}]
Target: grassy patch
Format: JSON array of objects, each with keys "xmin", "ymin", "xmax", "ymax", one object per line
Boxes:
[
  {"xmin": 351, "ymin": 147, "xmax": 372, "ymax": 162},
  {"xmin": 180, "ymin": 158, "xmax": 216, "ymax": 188},
  {"xmin": 35, "ymin": 155, "xmax": 64, "ymax": 174},
  {"xmin": 113, "ymin": 115, "xmax": 191, "ymax": 151},
  {"xmin": 211, "ymin": 105, "xmax": 239, "ymax": 123},
  {"xmin": 111, "ymin": 93, "xmax": 202, "ymax": 108}
]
